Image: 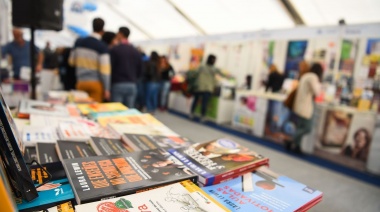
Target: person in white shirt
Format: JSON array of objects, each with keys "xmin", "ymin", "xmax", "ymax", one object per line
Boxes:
[{"xmin": 290, "ymin": 63, "xmax": 322, "ymax": 154}]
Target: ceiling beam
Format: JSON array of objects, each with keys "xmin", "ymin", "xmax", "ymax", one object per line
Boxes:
[
  {"xmin": 279, "ymin": 0, "xmax": 305, "ymax": 25},
  {"xmin": 106, "ymin": 2, "xmax": 154, "ymax": 40},
  {"xmin": 165, "ymin": 0, "xmax": 207, "ymax": 36}
]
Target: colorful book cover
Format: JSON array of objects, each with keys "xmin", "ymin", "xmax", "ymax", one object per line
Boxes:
[
  {"xmin": 30, "ymin": 114, "xmax": 79, "ymax": 128},
  {"xmin": 97, "ymin": 113, "xmax": 164, "ymax": 127},
  {"xmin": 22, "ymin": 126, "xmax": 59, "ymax": 146},
  {"xmin": 75, "ymin": 180, "xmax": 229, "ymax": 212},
  {"xmin": 89, "ymin": 137, "xmax": 133, "ymax": 156},
  {"xmin": 16, "ymin": 178, "xmax": 75, "ymax": 211},
  {"xmin": 62, "ymin": 148, "xmax": 198, "ymax": 204},
  {"xmin": 18, "ymin": 99, "xmax": 69, "ymax": 117},
  {"xmin": 37, "ymin": 201, "xmax": 74, "ymax": 212},
  {"xmin": 122, "ymin": 134, "xmax": 194, "ymax": 151},
  {"xmin": 203, "ymin": 167, "xmax": 323, "ymax": 212},
  {"xmin": 24, "ymin": 146, "xmax": 37, "ymax": 164},
  {"xmin": 76, "ymin": 103, "xmax": 128, "ymax": 115},
  {"xmin": 89, "ymin": 109, "xmax": 142, "ymax": 120},
  {"xmin": 76, "ymin": 118, "xmax": 119, "ymax": 139},
  {"xmin": 0, "ymin": 157, "xmax": 17, "ymax": 211},
  {"xmin": 58, "ymin": 123, "xmax": 92, "ymax": 141},
  {"xmin": 168, "ymin": 138, "xmax": 269, "ymax": 186},
  {"xmin": 109, "ymin": 123, "xmax": 178, "ymax": 137},
  {"xmin": 56, "ymin": 140, "xmax": 96, "ymax": 160},
  {"xmin": 0, "ymin": 88, "xmax": 38, "ymax": 201},
  {"xmin": 36, "ymin": 143, "xmax": 60, "ymax": 164},
  {"xmin": 30, "ymin": 162, "xmax": 67, "ymax": 185}
]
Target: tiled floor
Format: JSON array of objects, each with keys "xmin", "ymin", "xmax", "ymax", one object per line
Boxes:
[{"xmin": 155, "ymin": 112, "xmax": 380, "ymax": 212}]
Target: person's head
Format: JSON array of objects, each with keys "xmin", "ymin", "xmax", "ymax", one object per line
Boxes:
[
  {"xmin": 150, "ymin": 51, "xmax": 160, "ymax": 62},
  {"xmin": 255, "ymin": 180, "xmax": 276, "ymax": 190},
  {"xmin": 206, "ymin": 54, "xmax": 217, "ymax": 66},
  {"xmin": 310, "ymin": 63, "xmax": 323, "ymax": 82},
  {"xmin": 269, "ymin": 64, "xmax": 279, "ymax": 73},
  {"xmin": 118, "ymin": 27, "xmax": 130, "ymax": 40},
  {"xmin": 92, "ymin": 18, "xmax": 105, "ymax": 34},
  {"xmin": 353, "ymin": 128, "xmax": 371, "ymax": 150},
  {"xmin": 298, "ymin": 60, "xmax": 310, "ymax": 77},
  {"xmin": 12, "ymin": 28, "xmax": 24, "ymax": 44},
  {"xmin": 159, "ymin": 56, "xmax": 170, "ymax": 68},
  {"xmin": 101, "ymin": 31, "xmax": 117, "ymax": 47},
  {"xmin": 45, "ymin": 41, "xmax": 51, "ymax": 49}
]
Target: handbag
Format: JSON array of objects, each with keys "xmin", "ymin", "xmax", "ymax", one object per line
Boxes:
[{"xmin": 284, "ymin": 88, "xmax": 297, "ymax": 110}]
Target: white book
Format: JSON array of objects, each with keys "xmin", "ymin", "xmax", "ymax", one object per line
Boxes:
[
  {"xmin": 22, "ymin": 126, "xmax": 58, "ymax": 146},
  {"xmin": 58, "ymin": 122, "xmax": 92, "ymax": 141},
  {"xmin": 30, "ymin": 114, "xmax": 79, "ymax": 128},
  {"xmin": 75, "ymin": 180, "xmax": 229, "ymax": 212},
  {"xmin": 108, "ymin": 123, "xmax": 179, "ymax": 137},
  {"xmin": 18, "ymin": 99, "xmax": 69, "ymax": 117}
]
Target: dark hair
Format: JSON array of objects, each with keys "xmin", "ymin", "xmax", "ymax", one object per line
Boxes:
[
  {"xmin": 101, "ymin": 31, "xmax": 116, "ymax": 45},
  {"xmin": 150, "ymin": 51, "xmax": 160, "ymax": 62},
  {"xmin": 92, "ymin": 18, "xmax": 105, "ymax": 33},
  {"xmin": 354, "ymin": 128, "xmax": 371, "ymax": 148},
  {"xmin": 310, "ymin": 63, "xmax": 323, "ymax": 82},
  {"xmin": 119, "ymin": 27, "xmax": 130, "ymax": 38},
  {"xmin": 206, "ymin": 54, "xmax": 217, "ymax": 66}
]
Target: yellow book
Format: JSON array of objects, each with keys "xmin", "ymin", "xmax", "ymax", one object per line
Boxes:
[
  {"xmin": 76, "ymin": 102, "xmax": 128, "ymax": 115},
  {"xmin": 358, "ymin": 99, "xmax": 371, "ymax": 111},
  {"xmin": 97, "ymin": 113, "xmax": 164, "ymax": 127},
  {"xmin": 0, "ymin": 160, "xmax": 17, "ymax": 212}
]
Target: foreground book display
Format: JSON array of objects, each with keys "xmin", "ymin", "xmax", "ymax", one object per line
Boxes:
[
  {"xmin": 62, "ymin": 148, "xmax": 198, "ymax": 204},
  {"xmin": 203, "ymin": 167, "xmax": 323, "ymax": 212},
  {"xmin": 169, "ymin": 138, "xmax": 269, "ymax": 186},
  {"xmin": 75, "ymin": 180, "xmax": 229, "ymax": 212}
]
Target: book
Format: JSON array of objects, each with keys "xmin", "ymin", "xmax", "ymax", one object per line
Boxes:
[
  {"xmin": 62, "ymin": 148, "xmax": 198, "ymax": 204},
  {"xmin": 18, "ymin": 99, "xmax": 69, "ymax": 118},
  {"xmin": 109, "ymin": 123, "xmax": 179, "ymax": 137},
  {"xmin": 37, "ymin": 201, "xmax": 74, "ymax": 212},
  {"xmin": 16, "ymin": 178, "xmax": 75, "ymax": 212},
  {"xmin": 97, "ymin": 113, "xmax": 163, "ymax": 127},
  {"xmin": 56, "ymin": 140, "xmax": 96, "ymax": 160},
  {"xmin": 0, "ymin": 157, "xmax": 17, "ymax": 212},
  {"xmin": 76, "ymin": 118, "xmax": 119, "ymax": 139},
  {"xmin": 22, "ymin": 126, "xmax": 59, "ymax": 146},
  {"xmin": 30, "ymin": 162, "xmax": 67, "ymax": 185},
  {"xmin": 122, "ymin": 134, "xmax": 194, "ymax": 151},
  {"xmin": 68, "ymin": 90, "xmax": 93, "ymax": 103},
  {"xmin": 0, "ymin": 88, "xmax": 38, "ymax": 201},
  {"xmin": 168, "ymin": 138, "xmax": 269, "ymax": 186},
  {"xmin": 89, "ymin": 108, "xmax": 142, "ymax": 120},
  {"xmin": 75, "ymin": 180, "xmax": 229, "ymax": 212},
  {"xmin": 203, "ymin": 167, "xmax": 323, "ymax": 212},
  {"xmin": 89, "ymin": 137, "xmax": 133, "ymax": 156},
  {"xmin": 76, "ymin": 102, "xmax": 128, "ymax": 115},
  {"xmin": 36, "ymin": 143, "xmax": 60, "ymax": 164},
  {"xmin": 24, "ymin": 146, "xmax": 38, "ymax": 164},
  {"xmin": 57, "ymin": 123, "xmax": 92, "ymax": 141},
  {"xmin": 30, "ymin": 114, "xmax": 79, "ymax": 128}
]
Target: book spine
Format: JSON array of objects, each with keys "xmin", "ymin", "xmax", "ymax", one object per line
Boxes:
[
  {"xmin": 121, "ymin": 135, "xmax": 141, "ymax": 151},
  {"xmin": 209, "ymin": 159, "xmax": 269, "ymax": 186},
  {"xmin": 88, "ymin": 139, "xmax": 103, "ymax": 156}
]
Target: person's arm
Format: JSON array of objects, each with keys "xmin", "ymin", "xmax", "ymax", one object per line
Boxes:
[
  {"xmin": 310, "ymin": 75, "xmax": 321, "ymax": 96},
  {"xmin": 1, "ymin": 44, "xmax": 9, "ymax": 58},
  {"xmin": 168, "ymin": 65, "xmax": 175, "ymax": 79},
  {"xmin": 99, "ymin": 52, "xmax": 111, "ymax": 100},
  {"xmin": 265, "ymin": 73, "xmax": 273, "ymax": 92},
  {"xmin": 36, "ymin": 51, "xmax": 44, "ymax": 72}
]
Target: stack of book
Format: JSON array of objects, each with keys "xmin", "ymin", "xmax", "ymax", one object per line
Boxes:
[{"xmin": 0, "ymin": 89, "xmax": 323, "ymax": 212}]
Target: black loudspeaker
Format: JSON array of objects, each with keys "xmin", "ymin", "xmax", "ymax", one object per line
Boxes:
[{"xmin": 12, "ymin": 0, "xmax": 63, "ymax": 31}]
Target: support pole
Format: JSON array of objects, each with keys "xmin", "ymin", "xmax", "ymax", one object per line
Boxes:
[{"xmin": 30, "ymin": 26, "xmax": 37, "ymax": 99}]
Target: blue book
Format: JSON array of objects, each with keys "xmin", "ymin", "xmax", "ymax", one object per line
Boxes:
[
  {"xmin": 89, "ymin": 109, "xmax": 142, "ymax": 119},
  {"xmin": 203, "ymin": 167, "xmax": 323, "ymax": 212},
  {"xmin": 16, "ymin": 178, "xmax": 75, "ymax": 211}
]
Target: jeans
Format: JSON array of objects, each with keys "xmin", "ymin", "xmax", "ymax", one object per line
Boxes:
[
  {"xmin": 293, "ymin": 115, "xmax": 312, "ymax": 147},
  {"xmin": 160, "ymin": 81, "xmax": 171, "ymax": 107},
  {"xmin": 191, "ymin": 92, "xmax": 211, "ymax": 117},
  {"xmin": 111, "ymin": 82, "xmax": 137, "ymax": 108},
  {"xmin": 146, "ymin": 82, "xmax": 160, "ymax": 112}
]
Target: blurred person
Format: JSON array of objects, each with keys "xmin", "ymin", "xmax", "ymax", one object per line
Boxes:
[
  {"xmin": 342, "ymin": 128, "xmax": 371, "ymax": 162},
  {"xmin": 136, "ymin": 48, "xmax": 148, "ymax": 110},
  {"xmin": 298, "ymin": 60, "xmax": 310, "ymax": 79},
  {"xmin": 190, "ymin": 54, "xmax": 224, "ymax": 122},
  {"xmin": 1, "ymin": 28, "xmax": 43, "ymax": 80},
  {"xmin": 102, "ymin": 31, "xmax": 118, "ymax": 48},
  {"xmin": 264, "ymin": 64, "xmax": 284, "ymax": 92},
  {"xmin": 287, "ymin": 63, "xmax": 322, "ymax": 154},
  {"xmin": 40, "ymin": 41, "xmax": 60, "ymax": 95},
  {"xmin": 69, "ymin": 18, "xmax": 111, "ymax": 102},
  {"xmin": 110, "ymin": 27, "xmax": 142, "ymax": 108},
  {"xmin": 159, "ymin": 56, "xmax": 175, "ymax": 110},
  {"xmin": 59, "ymin": 47, "xmax": 76, "ymax": 91},
  {"xmin": 144, "ymin": 51, "xmax": 161, "ymax": 113}
]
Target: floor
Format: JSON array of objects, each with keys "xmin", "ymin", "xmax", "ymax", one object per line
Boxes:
[{"xmin": 155, "ymin": 112, "xmax": 380, "ymax": 212}]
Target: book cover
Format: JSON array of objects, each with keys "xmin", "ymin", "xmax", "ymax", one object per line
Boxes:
[
  {"xmin": 56, "ymin": 140, "xmax": 96, "ymax": 160},
  {"xmin": 30, "ymin": 162, "xmax": 67, "ymax": 185},
  {"xmin": 109, "ymin": 123, "xmax": 178, "ymax": 137},
  {"xmin": 75, "ymin": 180, "xmax": 229, "ymax": 212},
  {"xmin": 76, "ymin": 118, "xmax": 119, "ymax": 139},
  {"xmin": 24, "ymin": 146, "xmax": 37, "ymax": 164},
  {"xmin": 0, "ymin": 157, "xmax": 17, "ymax": 211},
  {"xmin": 97, "ymin": 113, "xmax": 163, "ymax": 127},
  {"xmin": 76, "ymin": 103, "xmax": 128, "ymax": 115},
  {"xmin": 22, "ymin": 126, "xmax": 59, "ymax": 146},
  {"xmin": 16, "ymin": 178, "xmax": 75, "ymax": 212},
  {"xmin": 122, "ymin": 134, "xmax": 194, "ymax": 151},
  {"xmin": 89, "ymin": 137, "xmax": 133, "ymax": 156},
  {"xmin": 30, "ymin": 114, "xmax": 79, "ymax": 128},
  {"xmin": 62, "ymin": 148, "xmax": 198, "ymax": 204},
  {"xmin": 203, "ymin": 167, "xmax": 323, "ymax": 212},
  {"xmin": 37, "ymin": 201, "xmax": 74, "ymax": 212},
  {"xmin": 89, "ymin": 108, "xmax": 142, "ymax": 120},
  {"xmin": 0, "ymin": 89, "xmax": 38, "ymax": 201},
  {"xmin": 18, "ymin": 99, "xmax": 69, "ymax": 117},
  {"xmin": 57, "ymin": 123, "xmax": 92, "ymax": 141},
  {"xmin": 36, "ymin": 143, "xmax": 60, "ymax": 164},
  {"xmin": 168, "ymin": 138, "xmax": 269, "ymax": 186}
]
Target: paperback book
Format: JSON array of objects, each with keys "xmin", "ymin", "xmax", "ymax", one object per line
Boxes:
[
  {"xmin": 62, "ymin": 148, "xmax": 198, "ymax": 204},
  {"xmin": 89, "ymin": 137, "xmax": 133, "ymax": 156},
  {"xmin": 30, "ymin": 162, "xmax": 67, "ymax": 184},
  {"xmin": 56, "ymin": 140, "xmax": 96, "ymax": 160},
  {"xmin": 168, "ymin": 138, "xmax": 269, "ymax": 186},
  {"xmin": 75, "ymin": 180, "xmax": 229, "ymax": 212},
  {"xmin": 203, "ymin": 167, "xmax": 323, "ymax": 212},
  {"xmin": 109, "ymin": 123, "xmax": 178, "ymax": 137},
  {"xmin": 89, "ymin": 108, "xmax": 141, "ymax": 120},
  {"xmin": 22, "ymin": 126, "xmax": 59, "ymax": 146},
  {"xmin": 23, "ymin": 146, "xmax": 37, "ymax": 164},
  {"xmin": 30, "ymin": 114, "xmax": 79, "ymax": 128},
  {"xmin": 76, "ymin": 102, "xmax": 128, "ymax": 115},
  {"xmin": 57, "ymin": 123, "xmax": 92, "ymax": 141},
  {"xmin": 122, "ymin": 134, "xmax": 194, "ymax": 151},
  {"xmin": 18, "ymin": 99, "xmax": 69, "ymax": 118},
  {"xmin": 97, "ymin": 113, "xmax": 164, "ymax": 127},
  {"xmin": 36, "ymin": 201, "xmax": 74, "ymax": 212},
  {"xmin": 36, "ymin": 143, "xmax": 60, "ymax": 164}
]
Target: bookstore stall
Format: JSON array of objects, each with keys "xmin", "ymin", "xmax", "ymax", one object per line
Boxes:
[{"xmin": 136, "ymin": 23, "xmax": 380, "ymax": 175}]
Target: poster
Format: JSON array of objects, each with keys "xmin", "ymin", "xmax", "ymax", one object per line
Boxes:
[
  {"xmin": 339, "ymin": 39, "xmax": 359, "ymax": 75},
  {"xmin": 189, "ymin": 47, "xmax": 204, "ymax": 70},
  {"xmin": 362, "ymin": 38, "xmax": 380, "ymax": 78},
  {"xmin": 258, "ymin": 41, "xmax": 275, "ymax": 89},
  {"xmin": 284, "ymin": 40, "xmax": 308, "ymax": 79},
  {"xmin": 225, "ymin": 42, "xmax": 252, "ymax": 86}
]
